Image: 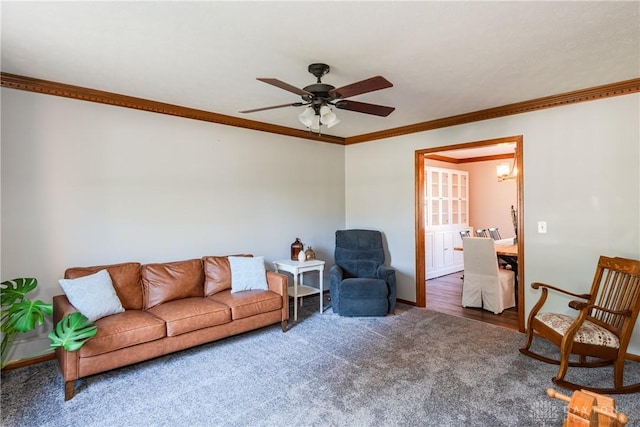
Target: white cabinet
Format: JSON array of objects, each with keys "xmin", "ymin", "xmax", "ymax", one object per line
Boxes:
[
  {"xmin": 425, "ymin": 167, "xmax": 468, "ymax": 229},
  {"xmin": 425, "ymin": 167, "xmax": 469, "ymax": 279},
  {"xmin": 425, "ymin": 228, "xmax": 470, "ymax": 279}
]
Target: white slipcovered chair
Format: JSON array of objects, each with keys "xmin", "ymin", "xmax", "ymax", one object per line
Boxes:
[{"xmin": 461, "ymin": 237, "xmax": 515, "ymax": 314}]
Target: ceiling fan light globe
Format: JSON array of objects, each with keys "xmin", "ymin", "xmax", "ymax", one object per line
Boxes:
[
  {"xmin": 321, "ymin": 111, "xmax": 337, "ymax": 125},
  {"xmin": 310, "ymin": 115, "xmax": 321, "ymax": 131},
  {"xmin": 326, "ymin": 118, "xmax": 340, "ymax": 129},
  {"xmin": 298, "ymin": 107, "xmax": 315, "ymax": 127}
]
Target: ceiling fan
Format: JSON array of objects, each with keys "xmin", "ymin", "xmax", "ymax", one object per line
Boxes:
[{"xmin": 239, "ymin": 63, "xmax": 395, "ymax": 132}]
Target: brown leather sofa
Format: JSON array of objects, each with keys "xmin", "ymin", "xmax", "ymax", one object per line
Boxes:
[{"xmin": 53, "ymin": 255, "xmax": 288, "ymax": 400}]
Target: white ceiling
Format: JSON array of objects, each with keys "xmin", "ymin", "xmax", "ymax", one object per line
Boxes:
[
  {"xmin": 2, "ymin": 1, "xmax": 639, "ymax": 142},
  {"xmin": 429, "ymin": 143, "xmax": 517, "ymax": 160}
]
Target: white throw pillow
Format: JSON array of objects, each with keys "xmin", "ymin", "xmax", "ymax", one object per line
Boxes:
[
  {"xmin": 58, "ymin": 269, "xmax": 125, "ymax": 321},
  {"xmin": 229, "ymin": 256, "xmax": 268, "ymax": 293}
]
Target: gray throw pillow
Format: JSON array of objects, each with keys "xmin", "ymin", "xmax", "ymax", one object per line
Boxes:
[
  {"xmin": 229, "ymin": 256, "xmax": 268, "ymax": 293},
  {"xmin": 59, "ymin": 269, "xmax": 125, "ymax": 321}
]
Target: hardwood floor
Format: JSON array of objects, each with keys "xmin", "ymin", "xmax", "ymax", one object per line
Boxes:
[{"xmin": 426, "ymin": 271, "xmax": 519, "ymax": 330}]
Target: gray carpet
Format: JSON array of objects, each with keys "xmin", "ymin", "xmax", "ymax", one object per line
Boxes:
[{"xmin": 2, "ymin": 298, "xmax": 639, "ymax": 427}]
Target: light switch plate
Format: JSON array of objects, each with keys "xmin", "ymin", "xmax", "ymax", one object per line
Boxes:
[{"xmin": 538, "ymin": 221, "xmax": 547, "ymax": 234}]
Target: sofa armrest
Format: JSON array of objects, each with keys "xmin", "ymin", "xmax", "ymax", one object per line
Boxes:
[
  {"xmin": 267, "ymin": 271, "xmax": 289, "ymax": 323},
  {"xmin": 53, "ymin": 294, "xmax": 78, "ymax": 323},
  {"xmin": 52, "ymin": 295, "xmax": 80, "ymax": 382},
  {"xmin": 267, "ymin": 271, "xmax": 287, "ymax": 296}
]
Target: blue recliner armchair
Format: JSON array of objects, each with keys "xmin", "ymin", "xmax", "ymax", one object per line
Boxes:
[{"xmin": 329, "ymin": 229, "xmax": 397, "ymax": 316}]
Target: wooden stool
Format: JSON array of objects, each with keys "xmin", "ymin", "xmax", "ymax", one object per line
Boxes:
[{"xmin": 547, "ymin": 388, "xmax": 629, "ymax": 426}]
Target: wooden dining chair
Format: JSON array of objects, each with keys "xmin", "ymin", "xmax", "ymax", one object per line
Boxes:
[
  {"xmin": 459, "ymin": 230, "xmax": 471, "ymax": 239},
  {"xmin": 520, "ymin": 255, "xmax": 640, "ymax": 394},
  {"xmin": 475, "ymin": 228, "xmax": 488, "ymax": 237},
  {"xmin": 488, "ymin": 227, "xmax": 501, "ymax": 240},
  {"xmin": 487, "ymin": 226, "xmax": 513, "ymax": 269}
]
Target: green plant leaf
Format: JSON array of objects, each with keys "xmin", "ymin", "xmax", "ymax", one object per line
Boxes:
[
  {"xmin": 1, "ymin": 278, "xmax": 37, "ymax": 307},
  {"xmin": 1, "ymin": 299, "xmax": 52, "ymax": 333},
  {"xmin": 49, "ymin": 312, "xmax": 97, "ymax": 352}
]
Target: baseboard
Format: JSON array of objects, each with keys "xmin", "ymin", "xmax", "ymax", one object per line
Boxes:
[{"xmin": 1, "ymin": 351, "xmax": 55, "ymax": 371}]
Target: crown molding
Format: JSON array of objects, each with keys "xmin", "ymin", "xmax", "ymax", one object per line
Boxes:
[
  {"xmin": 0, "ymin": 72, "xmax": 346, "ymax": 145},
  {"xmin": 344, "ymin": 78, "xmax": 640, "ymax": 145},
  {"xmin": 2, "ymin": 72, "xmax": 638, "ymax": 146}
]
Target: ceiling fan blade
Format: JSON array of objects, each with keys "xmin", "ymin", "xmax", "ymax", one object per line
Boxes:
[
  {"xmin": 334, "ymin": 100, "xmax": 395, "ymax": 117},
  {"xmin": 239, "ymin": 102, "xmax": 304, "ymax": 113},
  {"xmin": 257, "ymin": 78, "xmax": 313, "ymax": 96},
  {"xmin": 329, "ymin": 76, "xmax": 393, "ymax": 99}
]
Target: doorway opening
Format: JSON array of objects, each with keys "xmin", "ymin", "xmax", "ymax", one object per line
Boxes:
[{"xmin": 414, "ymin": 135, "xmax": 525, "ymax": 332}]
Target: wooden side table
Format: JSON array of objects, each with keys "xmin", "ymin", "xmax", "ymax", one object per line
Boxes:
[{"xmin": 273, "ymin": 259, "xmax": 325, "ymax": 321}]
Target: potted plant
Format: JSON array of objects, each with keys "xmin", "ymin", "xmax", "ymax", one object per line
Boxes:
[{"xmin": 1, "ymin": 277, "xmax": 97, "ymax": 368}]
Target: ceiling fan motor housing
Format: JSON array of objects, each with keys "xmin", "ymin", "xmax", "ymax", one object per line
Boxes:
[
  {"xmin": 302, "ymin": 83, "xmax": 335, "ymax": 104},
  {"xmin": 303, "ymin": 64, "xmax": 335, "ymax": 106}
]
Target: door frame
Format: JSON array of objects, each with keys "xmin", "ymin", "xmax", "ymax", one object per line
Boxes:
[{"xmin": 414, "ymin": 135, "xmax": 525, "ymax": 332}]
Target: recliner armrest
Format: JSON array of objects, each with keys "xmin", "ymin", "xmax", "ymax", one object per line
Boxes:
[
  {"xmin": 329, "ymin": 265, "xmax": 344, "ymax": 314},
  {"xmin": 376, "ymin": 265, "xmax": 395, "ymax": 282},
  {"xmin": 330, "ymin": 265, "xmax": 344, "ymax": 284},
  {"xmin": 376, "ymin": 265, "xmax": 397, "ymax": 314}
]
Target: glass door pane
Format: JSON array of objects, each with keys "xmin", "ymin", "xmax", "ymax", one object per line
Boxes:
[
  {"xmin": 451, "ymin": 199, "xmax": 459, "ymax": 224},
  {"xmin": 452, "ymin": 173, "xmax": 459, "ymax": 198}
]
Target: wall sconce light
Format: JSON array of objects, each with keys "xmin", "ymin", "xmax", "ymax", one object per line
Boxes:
[{"xmin": 497, "ymin": 154, "xmax": 517, "ymax": 182}]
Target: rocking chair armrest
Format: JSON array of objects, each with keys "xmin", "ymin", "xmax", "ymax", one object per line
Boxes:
[
  {"xmin": 570, "ymin": 301, "xmax": 632, "ymax": 317},
  {"xmin": 531, "ymin": 282, "xmax": 591, "ymax": 300},
  {"xmin": 568, "ymin": 300, "xmax": 588, "ymax": 311}
]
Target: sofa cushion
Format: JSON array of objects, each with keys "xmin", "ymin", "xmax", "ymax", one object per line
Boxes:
[
  {"xmin": 78, "ymin": 310, "xmax": 166, "ymax": 357},
  {"xmin": 209, "ymin": 289, "xmax": 282, "ymax": 320},
  {"xmin": 229, "ymin": 256, "xmax": 268, "ymax": 293},
  {"xmin": 203, "ymin": 254, "xmax": 252, "ymax": 296},
  {"xmin": 58, "ymin": 269, "xmax": 125, "ymax": 321},
  {"xmin": 142, "ymin": 259, "xmax": 204, "ymax": 309},
  {"xmin": 147, "ymin": 297, "xmax": 231, "ymax": 337},
  {"xmin": 64, "ymin": 262, "xmax": 143, "ymax": 310}
]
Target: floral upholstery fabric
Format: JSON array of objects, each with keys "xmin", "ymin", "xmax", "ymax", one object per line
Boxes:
[{"xmin": 535, "ymin": 312, "xmax": 619, "ymax": 348}]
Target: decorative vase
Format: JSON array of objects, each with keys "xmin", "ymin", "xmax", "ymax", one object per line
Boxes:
[
  {"xmin": 297, "ymin": 246, "xmax": 307, "ymax": 262},
  {"xmin": 304, "ymin": 246, "xmax": 316, "ymax": 261},
  {"xmin": 290, "ymin": 238, "xmax": 303, "ymax": 261}
]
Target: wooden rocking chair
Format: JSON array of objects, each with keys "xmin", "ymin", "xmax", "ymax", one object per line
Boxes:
[{"xmin": 520, "ymin": 255, "xmax": 640, "ymax": 394}]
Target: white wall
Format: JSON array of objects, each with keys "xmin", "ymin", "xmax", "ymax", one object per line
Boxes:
[
  {"xmin": 3, "ymin": 88, "xmax": 639, "ymax": 359},
  {"xmin": 467, "ymin": 159, "xmax": 518, "ymax": 238},
  {"xmin": 346, "ymin": 94, "xmax": 640, "ymax": 354},
  {"xmin": 1, "ymin": 89, "xmax": 345, "ymax": 362}
]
